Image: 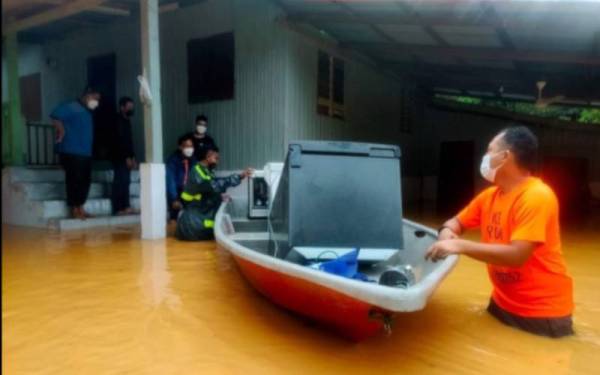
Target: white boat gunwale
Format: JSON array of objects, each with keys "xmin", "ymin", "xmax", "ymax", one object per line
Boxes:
[{"xmin": 214, "ymin": 202, "xmax": 459, "ymax": 312}]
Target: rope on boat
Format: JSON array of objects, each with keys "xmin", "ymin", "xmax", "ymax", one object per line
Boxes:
[{"xmin": 369, "ymin": 309, "xmax": 394, "ymax": 336}]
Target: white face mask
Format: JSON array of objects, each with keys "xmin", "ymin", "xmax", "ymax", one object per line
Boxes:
[
  {"xmin": 480, "ymin": 151, "xmax": 506, "ymax": 183},
  {"xmin": 182, "ymin": 147, "xmax": 194, "ymax": 158},
  {"xmin": 196, "ymin": 125, "xmax": 207, "ymax": 135},
  {"xmin": 87, "ymin": 99, "xmax": 99, "ymax": 110}
]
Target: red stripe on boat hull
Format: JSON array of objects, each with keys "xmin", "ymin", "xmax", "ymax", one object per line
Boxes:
[{"xmin": 229, "ymin": 253, "xmax": 389, "ymax": 341}]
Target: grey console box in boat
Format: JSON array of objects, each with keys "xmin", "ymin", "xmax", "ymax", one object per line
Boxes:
[{"xmin": 269, "ymin": 141, "xmax": 403, "ymax": 260}]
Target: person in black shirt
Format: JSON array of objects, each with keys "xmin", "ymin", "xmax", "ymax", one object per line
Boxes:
[
  {"xmin": 111, "ymin": 96, "xmax": 137, "ymax": 215},
  {"xmin": 183, "ymin": 114, "xmax": 218, "ymax": 160}
]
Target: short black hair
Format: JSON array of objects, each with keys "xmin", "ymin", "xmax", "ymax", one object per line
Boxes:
[
  {"xmin": 499, "ymin": 125, "xmax": 539, "ymax": 172},
  {"xmin": 81, "ymin": 86, "xmax": 99, "ymax": 97},
  {"xmin": 119, "ymin": 96, "xmax": 134, "ymax": 108},
  {"xmin": 195, "ymin": 114, "xmax": 208, "ymax": 123},
  {"xmin": 178, "ymin": 134, "xmax": 193, "ymax": 145},
  {"xmin": 198, "ymin": 146, "xmax": 219, "ymax": 161}
]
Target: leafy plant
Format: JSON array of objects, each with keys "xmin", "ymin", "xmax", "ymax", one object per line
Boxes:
[{"xmin": 435, "ymin": 94, "xmax": 600, "ymax": 124}]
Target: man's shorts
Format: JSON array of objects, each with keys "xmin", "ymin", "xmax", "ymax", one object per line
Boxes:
[{"xmin": 487, "ymin": 298, "xmax": 574, "ymax": 338}]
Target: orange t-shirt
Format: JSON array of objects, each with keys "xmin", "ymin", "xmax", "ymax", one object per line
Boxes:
[{"xmin": 457, "ymin": 177, "xmax": 573, "ymax": 318}]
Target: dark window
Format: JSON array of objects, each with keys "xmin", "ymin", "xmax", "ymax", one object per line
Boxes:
[
  {"xmin": 19, "ymin": 73, "xmax": 42, "ymax": 122},
  {"xmin": 317, "ymin": 51, "xmax": 330, "ymax": 100},
  {"xmin": 317, "ymin": 50, "xmax": 345, "ymax": 120},
  {"xmin": 187, "ymin": 32, "xmax": 235, "ymax": 104},
  {"xmin": 333, "ymin": 58, "xmax": 344, "ymax": 104}
]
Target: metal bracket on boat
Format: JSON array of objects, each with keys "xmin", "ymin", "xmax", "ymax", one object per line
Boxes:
[
  {"xmin": 289, "ymin": 145, "xmax": 302, "ymax": 168},
  {"xmin": 369, "ymin": 309, "xmax": 394, "ymax": 337}
]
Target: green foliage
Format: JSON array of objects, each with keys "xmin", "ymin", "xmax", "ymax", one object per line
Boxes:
[
  {"xmin": 436, "ymin": 95, "xmax": 481, "ymax": 105},
  {"xmin": 579, "ymin": 109, "xmax": 600, "ymax": 124},
  {"xmin": 456, "ymin": 96, "xmax": 482, "ymax": 105},
  {"xmin": 435, "ymin": 94, "xmax": 600, "ymax": 124}
]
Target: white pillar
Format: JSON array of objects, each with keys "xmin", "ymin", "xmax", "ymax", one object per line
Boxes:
[
  {"xmin": 140, "ymin": 163, "xmax": 166, "ymax": 239},
  {"xmin": 140, "ymin": 0, "xmax": 166, "ymax": 239}
]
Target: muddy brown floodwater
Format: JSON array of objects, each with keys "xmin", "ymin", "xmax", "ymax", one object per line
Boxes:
[{"xmin": 3, "ymin": 218, "xmax": 599, "ymax": 374}]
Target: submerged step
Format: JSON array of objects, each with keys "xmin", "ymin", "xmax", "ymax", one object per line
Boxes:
[
  {"xmin": 17, "ymin": 182, "xmax": 140, "ymax": 201},
  {"xmin": 4, "ymin": 167, "xmax": 140, "ymax": 183},
  {"xmin": 4, "ymin": 167, "xmax": 64, "ymax": 183},
  {"xmin": 48, "ymin": 214, "xmax": 140, "ymax": 231},
  {"xmin": 92, "ymin": 170, "xmax": 141, "ymax": 183},
  {"xmin": 20, "ymin": 182, "xmax": 106, "ymax": 200},
  {"xmin": 42, "ymin": 198, "xmax": 141, "ymax": 219},
  {"xmin": 105, "ymin": 182, "xmax": 140, "ymax": 197}
]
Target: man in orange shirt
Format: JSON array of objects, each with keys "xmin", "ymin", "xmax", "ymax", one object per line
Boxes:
[{"xmin": 426, "ymin": 125, "xmax": 574, "ymax": 338}]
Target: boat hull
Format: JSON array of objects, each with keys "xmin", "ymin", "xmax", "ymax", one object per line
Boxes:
[
  {"xmin": 214, "ymin": 198, "xmax": 458, "ymax": 341},
  {"xmin": 227, "ymin": 250, "xmax": 389, "ymax": 341}
]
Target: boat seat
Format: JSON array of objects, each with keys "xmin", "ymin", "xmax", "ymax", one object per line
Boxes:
[{"xmin": 290, "ymin": 247, "xmax": 398, "ymax": 263}]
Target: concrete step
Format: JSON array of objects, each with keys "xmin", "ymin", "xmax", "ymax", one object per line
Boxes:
[
  {"xmin": 4, "ymin": 166, "xmax": 64, "ymax": 183},
  {"xmin": 48, "ymin": 214, "xmax": 140, "ymax": 231},
  {"xmin": 93, "ymin": 169, "xmax": 140, "ymax": 183},
  {"xmin": 42, "ymin": 197, "xmax": 141, "ymax": 219},
  {"xmin": 21, "ymin": 182, "xmax": 106, "ymax": 200},
  {"xmin": 105, "ymin": 182, "xmax": 141, "ymax": 197},
  {"xmin": 4, "ymin": 166, "xmax": 140, "ymax": 183},
  {"xmin": 17, "ymin": 181, "xmax": 140, "ymax": 201}
]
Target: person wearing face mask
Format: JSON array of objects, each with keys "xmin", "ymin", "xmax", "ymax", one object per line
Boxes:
[
  {"xmin": 51, "ymin": 87, "xmax": 101, "ymax": 220},
  {"xmin": 110, "ymin": 97, "xmax": 138, "ymax": 216},
  {"xmin": 182, "ymin": 114, "xmax": 217, "ymax": 160},
  {"xmin": 426, "ymin": 125, "xmax": 573, "ymax": 338},
  {"xmin": 175, "ymin": 147, "xmax": 253, "ymax": 241},
  {"xmin": 166, "ymin": 135, "xmax": 197, "ymax": 221}
]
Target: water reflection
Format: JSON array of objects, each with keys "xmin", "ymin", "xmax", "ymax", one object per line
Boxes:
[
  {"xmin": 138, "ymin": 240, "xmax": 181, "ymax": 309},
  {"xmin": 2, "ymin": 222, "xmax": 600, "ymax": 374}
]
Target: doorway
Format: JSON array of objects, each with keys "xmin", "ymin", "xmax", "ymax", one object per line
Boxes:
[
  {"xmin": 437, "ymin": 141, "xmax": 475, "ymax": 216},
  {"xmin": 19, "ymin": 73, "xmax": 42, "ymax": 122},
  {"xmin": 87, "ymin": 53, "xmax": 116, "ymax": 161}
]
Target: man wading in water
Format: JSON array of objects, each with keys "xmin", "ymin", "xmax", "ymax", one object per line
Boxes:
[{"xmin": 426, "ymin": 125, "xmax": 574, "ymax": 338}]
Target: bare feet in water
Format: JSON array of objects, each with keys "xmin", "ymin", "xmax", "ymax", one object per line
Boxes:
[
  {"xmin": 80, "ymin": 207, "xmax": 94, "ymax": 218},
  {"xmin": 72, "ymin": 207, "xmax": 86, "ymax": 220},
  {"xmin": 116, "ymin": 207, "xmax": 139, "ymax": 216}
]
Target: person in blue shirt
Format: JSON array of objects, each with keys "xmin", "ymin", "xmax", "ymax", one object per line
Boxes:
[
  {"xmin": 166, "ymin": 135, "xmax": 197, "ymax": 221},
  {"xmin": 51, "ymin": 87, "xmax": 101, "ymax": 220}
]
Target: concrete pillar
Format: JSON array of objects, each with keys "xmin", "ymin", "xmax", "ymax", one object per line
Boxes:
[
  {"xmin": 139, "ymin": 0, "xmax": 166, "ymax": 239},
  {"xmin": 4, "ymin": 33, "xmax": 25, "ymax": 166}
]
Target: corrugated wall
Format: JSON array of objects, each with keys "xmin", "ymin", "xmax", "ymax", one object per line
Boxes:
[
  {"xmin": 36, "ymin": 0, "xmax": 416, "ymax": 170},
  {"xmin": 8, "ymin": 0, "xmax": 598, "ymax": 210},
  {"xmin": 39, "ymin": 0, "xmax": 289, "ymax": 170},
  {"xmin": 159, "ymin": 0, "xmax": 287, "ymax": 170},
  {"xmin": 285, "ymin": 30, "xmax": 406, "ymax": 143},
  {"xmin": 283, "ymin": 29, "xmax": 422, "ymax": 178},
  {"xmin": 423, "ymin": 106, "xmax": 600, "ymax": 185},
  {"xmin": 42, "ymin": 20, "xmax": 144, "ymax": 159}
]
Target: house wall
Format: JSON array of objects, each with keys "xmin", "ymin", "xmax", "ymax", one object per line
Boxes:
[
  {"xmin": 4, "ymin": 0, "xmax": 417, "ymax": 173},
  {"xmin": 5, "ymin": 0, "xmax": 597, "ymax": 209},
  {"xmin": 421, "ymin": 105, "xmax": 600, "ymax": 201},
  {"xmin": 283, "ymin": 30, "xmax": 421, "ymax": 161}
]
